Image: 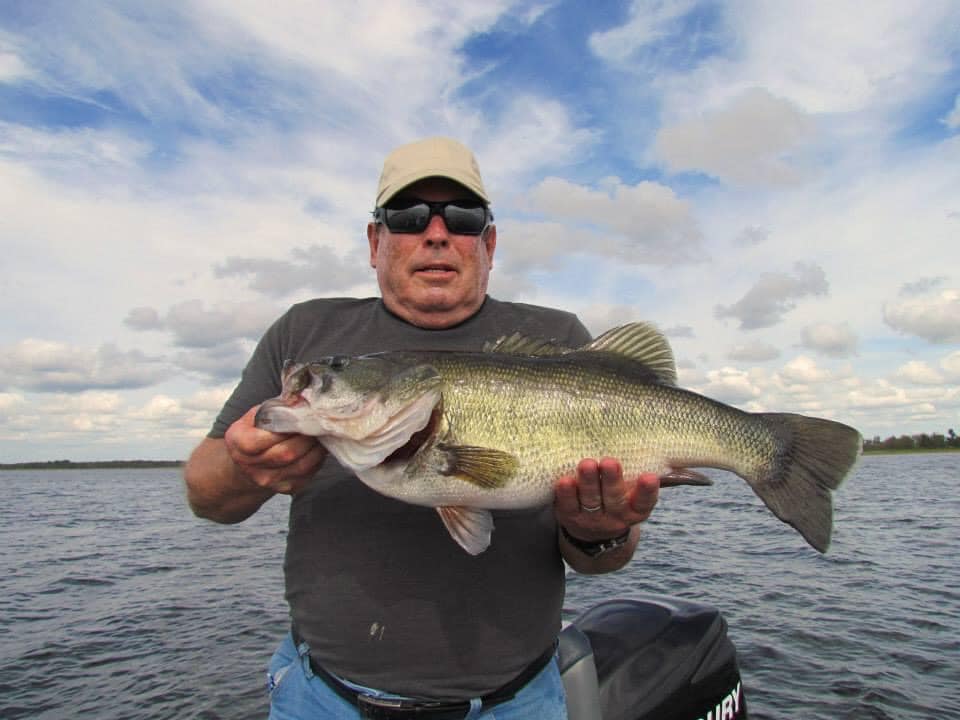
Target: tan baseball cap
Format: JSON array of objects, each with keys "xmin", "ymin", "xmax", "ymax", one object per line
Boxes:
[{"xmin": 375, "ymin": 136, "xmax": 490, "ymax": 207}]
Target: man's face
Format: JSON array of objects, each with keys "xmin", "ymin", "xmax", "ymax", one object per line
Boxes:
[{"xmin": 367, "ymin": 178, "xmax": 496, "ymax": 329}]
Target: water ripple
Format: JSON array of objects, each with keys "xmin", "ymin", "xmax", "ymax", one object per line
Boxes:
[{"xmin": 2, "ymin": 457, "xmax": 960, "ymax": 718}]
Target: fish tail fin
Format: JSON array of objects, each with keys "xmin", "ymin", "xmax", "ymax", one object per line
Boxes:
[{"xmin": 747, "ymin": 413, "xmax": 862, "ymax": 553}]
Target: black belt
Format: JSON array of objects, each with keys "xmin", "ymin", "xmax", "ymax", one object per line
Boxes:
[{"xmin": 291, "ymin": 629, "xmax": 555, "ymax": 719}]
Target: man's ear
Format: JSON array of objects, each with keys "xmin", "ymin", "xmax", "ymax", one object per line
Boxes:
[
  {"xmin": 484, "ymin": 224, "xmax": 497, "ymax": 269},
  {"xmin": 367, "ymin": 223, "xmax": 380, "ymax": 268}
]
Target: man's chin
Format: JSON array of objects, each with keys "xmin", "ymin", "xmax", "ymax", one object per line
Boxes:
[{"xmin": 401, "ymin": 293, "xmax": 483, "ymax": 328}]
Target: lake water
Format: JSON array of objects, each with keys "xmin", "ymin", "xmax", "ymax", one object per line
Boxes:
[{"xmin": 1, "ymin": 454, "xmax": 957, "ymax": 719}]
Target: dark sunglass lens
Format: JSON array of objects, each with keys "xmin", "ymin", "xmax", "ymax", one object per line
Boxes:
[
  {"xmin": 385, "ymin": 204, "xmax": 430, "ymax": 232},
  {"xmin": 443, "ymin": 204, "xmax": 487, "ymax": 234}
]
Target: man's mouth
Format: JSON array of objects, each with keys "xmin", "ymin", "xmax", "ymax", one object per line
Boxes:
[{"xmin": 415, "ymin": 264, "xmax": 456, "ymax": 275}]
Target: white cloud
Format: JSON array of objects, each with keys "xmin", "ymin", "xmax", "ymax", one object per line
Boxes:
[
  {"xmin": 0, "ymin": 340, "xmax": 168, "ymax": 392},
  {"xmin": 132, "ymin": 395, "xmax": 183, "ymax": 420},
  {"xmin": 214, "ymin": 245, "xmax": 370, "ymax": 297},
  {"xmin": 623, "ymin": 2, "xmax": 960, "ymax": 191},
  {"xmin": 715, "ymin": 262, "xmax": 828, "ymax": 329},
  {"xmin": 0, "ymin": 50, "xmax": 29, "ymax": 82},
  {"xmin": 588, "ymin": 0, "xmax": 699, "ymax": 64},
  {"xmin": 780, "ymin": 356, "xmax": 831, "ymax": 385},
  {"xmin": 42, "ymin": 392, "xmax": 124, "ymax": 415},
  {"xmin": 883, "ymin": 289, "xmax": 960, "ymax": 343},
  {"xmin": 848, "ymin": 380, "xmax": 913, "ymax": 409},
  {"xmin": 695, "ymin": 3, "xmax": 959, "ymax": 115},
  {"xmin": 0, "ymin": 122, "xmax": 150, "ymax": 170},
  {"xmin": 181, "ymin": 387, "xmax": 234, "ymax": 412},
  {"xmin": 800, "ymin": 322, "xmax": 858, "ymax": 358},
  {"xmin": 654, "ymin": 88, "xmax": 814, "ymax": 186},
  {"xmin": 129, "ymin": 300, "xmax": 281, "ymax": 350},
  {"xmin": 0, "ymin": 392, "xmax": 27, "ymax": 412},
  {"xmin": 942, "ymin": 93, "xmax": 960, "ymax": 129},
  {"xmin": 694, "ymin": 367, "xmax": 762, "ymax": 405},
  {"xmin": 727, "ymin": 342, "xmax": 780, "ymax": 363},
  {"xmin": 900, "ymin": 276, "xmax": 949, "ymax": 296},
  {"xmin": 733, "ymin": 226, "xmax": 769, "ymax": 247},
  {"xmin": 473, "ymin": 96, "xmax": 599, "ymax": 194},
  {"xmin": 524, "ymin": 177, "xmax": 704, "ymax": 265},
  {"xmin": 895, "ymin": 361, "xmax": 943, "ymax": 386},
  {"xmin": 940, "ymin": 351, "xmax": 960, "ymax": 381},
  {"xmin": 125, "ymin": 307, "xmax": 163, "ymax": 331}
]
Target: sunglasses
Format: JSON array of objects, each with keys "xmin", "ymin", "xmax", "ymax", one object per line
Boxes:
[{"xmin": 373, "ymin": 199, "xmax": 493, "ymax": 235}]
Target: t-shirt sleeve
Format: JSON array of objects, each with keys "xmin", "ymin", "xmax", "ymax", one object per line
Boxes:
[
  {"xmin": 560, "ymin": 312, "xmax": 592, "ymax": 346},
  {"xmin": 208, "ymin": 312, "xmax": 289, "ymax": 438}
]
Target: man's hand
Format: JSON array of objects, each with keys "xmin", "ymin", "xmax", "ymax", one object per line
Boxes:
[
  {"xmin": 185, "ymin": 406, "xmax": 328, "ymax": 524},
  {"xmin": 554, "ymin": 457, "xmax": 660, "ymax": 573},
  {"xmin": 224, "ymin": 405, "xmax": 328, "ymax": 496}
]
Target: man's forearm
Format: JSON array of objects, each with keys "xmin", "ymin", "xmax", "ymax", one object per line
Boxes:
[{"xmin": 184, "ymin": 437, "xmax": 274, "ymax": 523}]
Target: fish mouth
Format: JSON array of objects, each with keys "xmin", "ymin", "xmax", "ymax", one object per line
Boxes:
[
  {"xmin": 382, "ymin": 401, "xmax": 443, "ymax": 464},
  {"xmin": 254, "ymin": 392, "xmax": 381, "ymax": 435}
]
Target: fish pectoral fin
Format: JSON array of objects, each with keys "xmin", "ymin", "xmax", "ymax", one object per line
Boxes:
[
  {"xmin": 437, "ymin": 506, "xmax": 494, "ymax": 555},
  {"xmin": 439, "ymin": 444, "xmax": 518, "ymax": 489},
  {"xmin": 660, "ymin": 468, "xmax": 713, "ymax": 487}
]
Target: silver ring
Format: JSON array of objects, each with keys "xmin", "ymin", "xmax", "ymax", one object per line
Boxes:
[{"xmin": 580, "ymin": 503, "xmax": 602, "ymax": 513}]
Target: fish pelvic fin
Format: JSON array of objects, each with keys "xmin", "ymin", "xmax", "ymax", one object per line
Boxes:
[
  {"xmin": 437, "ymin": 506, "xmax": 494, "ymax": 555},
  {"xmin": 438, "ymin": 444, "xmax": 518, "ymax": 489},
  {"xmin": 749, "ymin": 413, "xmax": 862, "ymax": 553},
  {"xmin": 582, "ymin": 322, "xmax": 677, "ymax": 385}
]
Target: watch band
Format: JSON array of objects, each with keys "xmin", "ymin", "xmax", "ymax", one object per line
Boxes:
[{"xmin": 560, "ymin": 525, "xmax": 631, "ymax": 557}]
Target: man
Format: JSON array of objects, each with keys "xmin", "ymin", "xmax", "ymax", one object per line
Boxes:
[{"xmin": 184, "ymin": 137, "xmax": 660, "ymax": 719}]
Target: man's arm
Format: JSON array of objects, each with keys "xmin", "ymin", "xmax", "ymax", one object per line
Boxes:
[
  {"xmin": 184, "ymin": 406, "xmax": 327, "ymax": 523},
  {"xmin": 555, "ymin": 458, "xmax": 660, "ymax": 574}
]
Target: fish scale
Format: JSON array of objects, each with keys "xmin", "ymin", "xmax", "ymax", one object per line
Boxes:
[{"xmin": 425, "ymin": 354, "xmax": 771, "ymax": 496}]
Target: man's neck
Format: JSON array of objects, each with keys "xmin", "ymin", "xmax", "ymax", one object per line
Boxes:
[{"xmin": 380, "ymin": 296, "xmax": 487, "ymax": 330}]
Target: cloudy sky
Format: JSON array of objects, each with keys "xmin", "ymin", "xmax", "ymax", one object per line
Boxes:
[{"xmin": 1, "ymin": 1, "xmax": 958, "ymax": 462}]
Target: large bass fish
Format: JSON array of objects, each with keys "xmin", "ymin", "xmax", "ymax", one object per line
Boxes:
[{"xmin": 255, "ymin": 323, "xmax": 861, "ymax": 555}]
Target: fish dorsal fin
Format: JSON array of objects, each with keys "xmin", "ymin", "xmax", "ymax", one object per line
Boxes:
[
  {"xmin": 484, "ymin": 333, "xmax": 570, "ymax": 357},
  {"xmin": 581, "ymin": 322, "xmax": 677, "ymax": 385}
]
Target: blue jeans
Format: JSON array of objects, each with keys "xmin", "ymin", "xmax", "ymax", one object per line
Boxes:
[{"xmin": 266, "ymin": 633, "xmax": 567, "ymax": 719}]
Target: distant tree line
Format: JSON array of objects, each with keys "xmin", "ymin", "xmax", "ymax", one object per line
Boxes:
[
  {"xmin": 863, "ymin": 429, "xmax": 959, "ymax": 452},
  {"xmin": 0, "ymin": 459, "xmax": 184, "ymax": 470}
]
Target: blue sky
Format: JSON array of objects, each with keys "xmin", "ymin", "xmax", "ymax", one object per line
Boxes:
[{"xmin": 1, "ymin": 0, "xmax": 959, "ymax": 461}]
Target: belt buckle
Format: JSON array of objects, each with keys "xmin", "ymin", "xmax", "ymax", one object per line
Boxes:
[{"xmin": 357, "ymin": 694, "xmax": 412, "ymax": 719}]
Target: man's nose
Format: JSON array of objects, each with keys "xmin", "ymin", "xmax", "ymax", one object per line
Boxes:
[{"xmin": 423, "ymin": 213, "xmax": 449, "ymax": 247}]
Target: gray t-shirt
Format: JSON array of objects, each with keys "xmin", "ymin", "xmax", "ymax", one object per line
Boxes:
[{"xmin": 211, "ymin": 296, "xmax": 591, "ymax": 699}]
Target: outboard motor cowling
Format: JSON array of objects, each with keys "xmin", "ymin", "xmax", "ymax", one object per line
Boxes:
[{"xmin": 559, "ymin": 596, "xmax": 747, "ymax": 720}]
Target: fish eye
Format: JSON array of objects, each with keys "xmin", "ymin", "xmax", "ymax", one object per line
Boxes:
[{"xmin": 329, "ymin": 356, "xmax": 350, "ymax": 370}]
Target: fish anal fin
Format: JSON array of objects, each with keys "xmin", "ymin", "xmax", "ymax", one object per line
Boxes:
[
  {"xmin": 439, "ymin": 444, "xmax": 518, "ymax": 489},
  {"xmin": 660, "ymin": 468, "xmax": 713, "ymax": 487},
  {"xmin": 437, "ymin": 506, "xmax": 493, "ymax": 555}
]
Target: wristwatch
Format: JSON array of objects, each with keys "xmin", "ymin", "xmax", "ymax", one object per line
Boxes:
[{"xmin": 560, "ymin": 525, "xmax": 631, "ymax": 557}]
